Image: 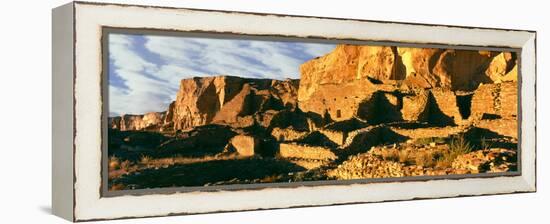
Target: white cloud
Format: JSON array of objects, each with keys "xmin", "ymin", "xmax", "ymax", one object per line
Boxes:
[
  {"xmin": 143, "ymin": 35, "xmax": 335, "ymax": 80},
  {"xmin": 109, "ymin": 34, "xmax": 174, "ymax": 115},
  {"xmin": 302, "ymin": 43, "xmax": 337, "ymax": 59}
]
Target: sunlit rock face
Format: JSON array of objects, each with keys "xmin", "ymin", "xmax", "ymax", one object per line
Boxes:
[
  {"xmin": 109, "ymin": 112, "xmax": 165, "ymax": 131},
  {"xmin": 107, "ymin": 43, "xmax": 520, "ymax": 190},
  {"xmin": 171, "ymin": 76, "xmax": 299, "ymax": 131},
  {"xmin": 297, "ymin": 44, "xmax": 517, "ymax": 122}
]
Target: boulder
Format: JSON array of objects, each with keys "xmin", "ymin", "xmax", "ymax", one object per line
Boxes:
[{"xmin": 343, "ymin": 126, "xmax": 408, "ymax": 153}]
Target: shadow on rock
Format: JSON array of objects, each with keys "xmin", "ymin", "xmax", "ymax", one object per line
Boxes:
[{"xmin": 111, "ymin": 158, "xmax": 306, "ymax": 189}]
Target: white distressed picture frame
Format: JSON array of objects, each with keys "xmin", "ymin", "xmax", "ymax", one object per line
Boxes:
[{"xmin": 52, "ymin": 1, "xmax": 536, "ymax": 222}]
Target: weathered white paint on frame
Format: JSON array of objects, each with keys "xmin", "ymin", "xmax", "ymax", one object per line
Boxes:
[{"xmin": 54, "ymin": 2, "xmax": 536, "ymax": 221}]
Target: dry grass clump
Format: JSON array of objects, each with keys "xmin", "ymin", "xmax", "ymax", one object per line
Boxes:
[
  {"xmin": 436, "ymin": 134, "xmax": 473, "ymax": 168},
  {"xmin": 415, "ymin": 151, "xmax": 436, "ymax": 167},
  {"xmin": 380, "ymin": 148, "xmax": 400, "ymax": 162},
  {"xmin": 109, "ymin": 156, "xmax": 133, "ymax": 171},
  {"xmin": 379, "ymin": 148, "xmax": 413, "ymax": 165},
  {"xmin": 140, "ymin": 155, "xmax": 152, "ymax": 164},
  {"xmin": 480, "ymin": 137, "xmax": 492, "ymax": 150},
  {"xmin": 109, "ymin": 156, "xmax": 120, "ymax": 170},
  {"xmin": 119, "ymin": 160, "xmax": 132, "ymax": 171},
  {"xmin": 398, "ymin": 150, "xmax": 411, "ymax": 164}
]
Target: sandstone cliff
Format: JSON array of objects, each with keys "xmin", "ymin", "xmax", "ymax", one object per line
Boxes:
[
  {"xmin": 108, "ymin": 44, "xmax": 520, "ymax": 189},
  {"xmin": 297, "ymin": 44, "xmax": 518, "ymax": 122},
  {"xmin": 109, "ymin": 44, "xmax": 518, "ymax": 136},
  {"xmin": 299, "ymin": 45, "xmax": 516, "ymax": 95},
  {"xmin": 111, "ymin": 76, "xmax": 299, "ymax": 132},
  {"xmin": 170, "ymin": 76, "xmax": 299, "ymax": 130},
  {"xmin": 109, "ymin": 112, "xmax": 165, "ymax": 131}
]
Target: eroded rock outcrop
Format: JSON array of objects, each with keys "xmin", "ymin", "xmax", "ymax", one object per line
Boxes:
[
  {"xmin": 171, "ymin": 76, "xmax": 298, "ymax": 130},
  {"xmin": 109, "ymin": 112, "xmax": 165, "ymax": 131},
  {"xmin": 297, "ymin": 45, "xmax": 518, "ymax": 123},
  {"xmin": 485, "ymin": 52, "xmax": 518, "ymax": 83},
  {"xmin": 108, "ymin": 43, "xmax": 521, "ymax": 189}
]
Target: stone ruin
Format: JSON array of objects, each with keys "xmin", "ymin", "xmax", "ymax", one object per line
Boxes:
[{"xmin": 108, "ymin": 44, "xmax": 519, "ymax": 172}]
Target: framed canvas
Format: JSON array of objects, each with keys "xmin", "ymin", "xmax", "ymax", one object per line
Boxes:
[{"xmin": 52, "ymin": 1, "xmax": 537, "ymax": 222}]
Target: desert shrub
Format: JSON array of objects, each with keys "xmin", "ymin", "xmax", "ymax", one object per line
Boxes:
[
  {"xmin": 381, "ymin": 149, "xmax": 400, "ymax": 162},
  {"xmin": 140, "ymin": 155, "xmax": 152, "ymax": 164},
  {"xmin": 398, "ymin": 150, "xmax": 412, "ymax": 164},
  {"xmin": 109, "ymin": 156, "xmax": 120, "ymax": 170},
  {"xmin": 436, "ymin": 156, "xmax": 457, "ymax": 168},
  {"xmin": 436, "ymin": 135, "xmax": 472, "ymax": 168},
  {"xmin": 449, "ymin": 134, "xmax": 473, "ymax": 155},
  {"xmin": 379, "ymin": 148, "xmax": 412, "ymax": 164},
  {"xmin": 415, "ymin": 151, "xmax": 435, "ymax": 167},
  {"xmin": 120, "ymin": 160, "xmax": 132, "ymax": 171}
]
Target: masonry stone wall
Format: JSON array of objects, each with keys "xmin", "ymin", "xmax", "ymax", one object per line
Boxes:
[
  {"xmin": 279, "ymin": 143, "xmax": 338, "ymax": 160},
  {"xmin": 229, "ymin": 135, "xmax": 258, "ymax": 156},
  {"xmin": 429, "ymin": 89, "xmax": 462, "ymax": 124},
  {"xmin": 475, "ymin": 119, "xmax": 518, "ymax": 139},
  {"xmin": 390, "ymin": 126, "xmax": 464, "ymax": 139},
  {"xmin": 318, "ymin": 129, "xmax": 347, "ymax": 146},
  {"xmin": 471, "ymin": 82, "xmax": 518, "ymax": 119},
  {"xmin": 401, "ymin": 89, "xmax": 430, "ymax": 122},
  {"xmin": 298, "ymin": 79, "xmax": 376, "ymax": 122},
  {"xmin": 271, "ymin": 127, "xmax": 309, "ymax": 142}
]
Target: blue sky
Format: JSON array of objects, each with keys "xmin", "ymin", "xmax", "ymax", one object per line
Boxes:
[{"xmin": 108, "ymin": 33, "xmax": 336, "ymax": 116}]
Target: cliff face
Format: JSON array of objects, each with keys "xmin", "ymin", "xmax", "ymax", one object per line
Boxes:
[
  {"xmin": 159, "ymin": 76, "xmax": 298, "ymax": 131},
  {"xmin": 170, "ymin": 76, "xmax": 247, "ymax": 130},
  {"xmin": 109, "ymin": 44, "xmax": 517, "ymax": 132},
  {"xmin": 299, "ymin": 45, "xmax": 517, "ymax": 98},
  {"xmin": 297, "ymin": 44, "xmax": 518, "ymax": 122},
  {"xmin": 109, "ymin": 112, "xmax": 165, "ymax": 131},
  {"xmin": 108, "ymin": 44, "xmax": 520, "ymax": 188}
]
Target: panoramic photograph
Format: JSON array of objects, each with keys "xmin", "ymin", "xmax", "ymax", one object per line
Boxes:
[{"xmin": 106, "ymin": 32, "xmax": 519, "ymax": 191}]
